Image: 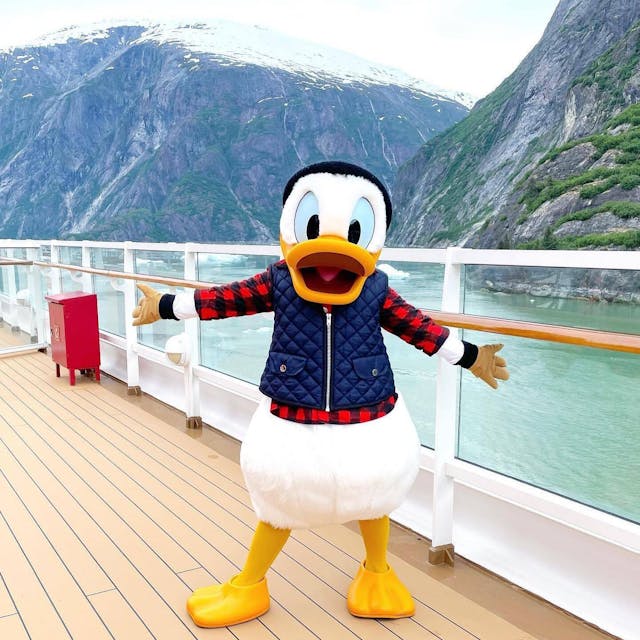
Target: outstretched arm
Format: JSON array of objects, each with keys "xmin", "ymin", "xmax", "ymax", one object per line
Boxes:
[
  {"xmin": 380, "ymin": 287, "xmax": 508, "ymax": 389},
  {"xmin": 132, "ymin": 269, "xmax": 273, "ymax": 326}
]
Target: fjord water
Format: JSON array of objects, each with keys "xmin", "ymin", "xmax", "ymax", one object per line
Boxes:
[{"xmin": 128, "ymin": 254, "xmax": 639, "ymax": 524}]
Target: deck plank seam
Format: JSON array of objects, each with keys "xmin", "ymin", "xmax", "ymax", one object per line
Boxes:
[{"xmin": 0, "ymin": 572, "xmax": 18, "ymax": 620}]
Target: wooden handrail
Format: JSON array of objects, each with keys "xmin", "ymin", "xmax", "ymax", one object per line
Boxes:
[
  {"xmin": 0, "ymin": 259, "xmax": 635, "ymax": 355},
  {"xmin": 425, "ymin": 310, "xmax": 640, "ymax": 355},
  {"xmin": 0, "ymin": 258, "xmax": 34, "ymax": 266},
  {"xmin": 33, "ymin": 260, "xmax": 215, "ymax": 289}
]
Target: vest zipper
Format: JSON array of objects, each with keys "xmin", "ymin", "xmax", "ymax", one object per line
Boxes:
[{"xmin": 324, "ymin": 307, "xmax": 332, "ymax": 412}]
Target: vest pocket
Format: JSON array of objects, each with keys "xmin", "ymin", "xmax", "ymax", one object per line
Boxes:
[
  {"xmin": 266, "ymin": 351, "xmax": 307, "ymax": 376},
  {"xmin": 352, "ymin": 354, "xmax": 389, "ymax": 379}
]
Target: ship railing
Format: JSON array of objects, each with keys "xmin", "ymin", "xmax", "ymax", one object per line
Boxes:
[{"xmin": 0, "ymin": 238, "xmax": 639, "ymax": 639}]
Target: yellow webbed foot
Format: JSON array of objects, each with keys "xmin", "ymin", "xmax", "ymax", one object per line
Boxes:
[
  {"xmin": 347, "ymin": 562, "xmax": 415, "ymax": 619},
  {"xmin": 186, "ymin": 577, "xmax": 270, "ymax": 628}
]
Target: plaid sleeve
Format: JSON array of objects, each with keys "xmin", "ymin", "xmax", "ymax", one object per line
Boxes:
[
  {"xmin": 380, "ymin": 287, "xmax": 449, "ymax": 355},
  {"xmin": 194, "ymin": 269, "xmax": 273, "ymax": 320}
]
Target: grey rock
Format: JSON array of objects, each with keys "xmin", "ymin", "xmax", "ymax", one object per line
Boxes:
[
  {"xmin": 390, "ymin": 0, "xmax": 640, "ymax": 250},
  {"xmin": 0, "ymin": 25, "xmax": 468, "ymax": 242}
]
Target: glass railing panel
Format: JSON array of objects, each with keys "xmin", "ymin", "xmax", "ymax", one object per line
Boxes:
[
  {"xmin": 39, "ymin": 244, "xmax": 51, "ymax": 262},
  {"xmin": 58, "ymin": 246, "xmax": 83, "ymax": 292},
  {"xmin": 464, "ymin": 265, "xmax": 640, "ymax": 332},
  {"xmin": 0, "ymin": 250, "xmax": 8, "ymax": 294},
  {"xmin": 10, "ymin": 248, "xmax": 29, "ymax": 292},
  {"xmin": 135, "ymin": 250, "xmax": 185, "ymax": 350},
  {"xmin": 0, "ymin": 264, "xmax": 38, "ymax": 350},
  {"xmin": 197, "ymin": 253, "xmax": 276, "ymax": 385},
  {"xmin": 378, "ymin": 261, "xmax": 445, "ymax": 448},
  {"xmin": 91, "ymin": 248, "xmax": 125, "ymax": 336},
  {"xmin": 458, "ymin": 266, "xmax": 640, "ymax": 523}
]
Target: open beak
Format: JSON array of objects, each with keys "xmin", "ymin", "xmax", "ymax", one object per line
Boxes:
[{"xmin": 281, "ymin": 236, "xmax": 380, "ymax": 305}]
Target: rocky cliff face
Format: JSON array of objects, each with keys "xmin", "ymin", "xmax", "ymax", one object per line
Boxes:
[
  {"xmin": 0, "ymin": 22, "xmax": 468, "ymax": 243},
  {"xmin": 391, "ymin": 0, "xmax": 640, "ymax": 251}
]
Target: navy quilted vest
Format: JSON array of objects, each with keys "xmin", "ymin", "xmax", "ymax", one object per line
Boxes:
[{"xmin": 259, "ymin": 262, "xmax": 395, "ymax": 410}]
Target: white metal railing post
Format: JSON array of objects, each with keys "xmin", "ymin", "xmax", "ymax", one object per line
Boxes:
[
  {"xmin": 25, "ymin": 246, "xmax": 46, "ymax": 347},
  {"xmin": 429, "ymin": 246, "xmax": 463, "ymax": 565},
  {"xmin": 123, "ymin": 243, "xmax": 141, "ymax": 395},
  {"xmin": 50, "ymin": 242, "xmax": 62, "ymax": 294},
  {"xmin": 81, "ymin": 242, "xmax": 93, "ymax": 293},
  {"xmin": 6, "ymin": 247, "xmax": 18, "ymax": 329},
  {"xmin": 183, "ymin": 244, "xmax": 202, "ymax": 428}
]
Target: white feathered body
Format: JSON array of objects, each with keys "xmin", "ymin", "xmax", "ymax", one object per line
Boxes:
[{"xmin": 240, "ymin": 395, "xmax": 420, "ymax": 529}]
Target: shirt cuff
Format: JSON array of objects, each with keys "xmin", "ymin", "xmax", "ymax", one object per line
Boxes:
[
  {"xmin": 159, "ymin": 292, "xmax": 198, "ymax": 320},
  {"xmin": 172, "ymin": 291, "xmax": 198, "ymax": 319},
  {"xmin": 436, "ymin": 334, "xmax": 465, "ymax": 364}
]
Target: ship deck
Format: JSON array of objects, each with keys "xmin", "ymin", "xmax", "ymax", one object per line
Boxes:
[{"xmin": 0, "ymin": 347, "xmax": 617, "ymax": 640}]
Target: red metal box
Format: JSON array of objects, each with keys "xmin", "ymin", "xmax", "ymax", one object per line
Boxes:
[{"xmin": 45, "ymin": 291, "xmax": 101, "ymax": 386}]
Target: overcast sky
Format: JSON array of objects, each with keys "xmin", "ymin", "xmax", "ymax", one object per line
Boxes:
[{"xmin": 0, "ymin": 0, "xmax": 559, "ymax": 98}]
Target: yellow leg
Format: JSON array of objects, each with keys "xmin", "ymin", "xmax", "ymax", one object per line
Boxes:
[
  {"xmin": 359, "ymin": 516, "xmax": 390, "ymax": 572},
  {"xmin": 187, "ymin": 521, "xmax": 290, "ymax": 628},
  {"xmin": 347, "ymin": 515, "xmax": 415, "ymax": 619},
  {"xmin": 233, "ymin": 521, "xmax": 291, "ymax": 586}
]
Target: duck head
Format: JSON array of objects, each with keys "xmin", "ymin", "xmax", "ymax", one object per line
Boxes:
[{"xmin": 280, "ymin": 161, "xmax": 392, "ymax": 305}]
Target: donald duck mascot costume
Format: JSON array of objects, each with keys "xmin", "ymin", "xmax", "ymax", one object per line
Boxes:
[{"xmin": 133, "ymin": 161, "xmax": 509, "ymax": 628}]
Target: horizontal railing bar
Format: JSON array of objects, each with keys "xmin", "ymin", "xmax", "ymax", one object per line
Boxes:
[
  {"xmin": 29, "ymin": 260, "xmax": 640, "ymax": 355},
  {"xmin": 426, "ymin": 310, "xmax": 640, "ymax": 354},
  {"xmin": 449, "ymin": 247, "xmax": 640, "ymax": 270},
  {"xmin": 0, "ymin": 259, "xmax": 34, "ymax": 266},
  {"xmin": 0, "ymin": 343, "xmax": 48, "ymax": 357},
  {"xmin": 33, "ymin": 261, "xmax": 216, "ymax": 289}
]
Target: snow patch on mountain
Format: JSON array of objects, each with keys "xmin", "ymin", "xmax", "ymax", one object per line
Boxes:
[{"xmin": 19, "ymin": 20, "xmax": 475, "ymax": 107}]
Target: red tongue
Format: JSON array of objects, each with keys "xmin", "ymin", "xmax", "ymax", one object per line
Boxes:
[{"xmin": 317, "ymin": 266, "xmax": 341, "ymax": 282}]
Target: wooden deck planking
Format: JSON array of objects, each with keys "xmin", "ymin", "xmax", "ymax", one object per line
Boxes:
[
  {"xmin": 18, "ymin": 357, "xmax": 447, "ymax": 640},
  {"xmin": 0, "ymin": 386, "xmax": 237, "ymax": 640},
  {"xmin": 0, "ymin": 324, "xmax": 27, "ymax": 350},
  {"xmin": 88, "ymin": 590, "xmax": 157, "ymax": 640},
  {"xmin": 0, "ymin": 574, "xmax": 17, "ymax": 618},
  {"xmin": 0, "ymin": 431, "xmax": 113, "ymax": 598},
  {"xmin": 0, "ymin": 500, "xmax": 73, "ymax": 639},
  {"xmin": 0, "ymin": 352, "xmax": 539, "ymax": 640},
  {"xmin": 0, "ymin": 451, "xmax": 113, "ymax": 639},
  {"xmin": 0, "ymin": 614, "xmax": 29, "ymax": 640},
  {"xmin": 8, "ymin": 362, "xmax": 399, "ymax": 639},
  {"xmin": 17, "ymin": 360, "xmax": 392, "ymax": 640}
]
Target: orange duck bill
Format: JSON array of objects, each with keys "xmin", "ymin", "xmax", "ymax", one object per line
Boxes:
[{"xmin": 281, "ymin": 236, "xmax": 380, "ymax": 305}]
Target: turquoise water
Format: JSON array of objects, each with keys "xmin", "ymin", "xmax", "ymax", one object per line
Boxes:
[{"xmin": 90, "ymin": 252, "xmax": 640, "ymax": 524}]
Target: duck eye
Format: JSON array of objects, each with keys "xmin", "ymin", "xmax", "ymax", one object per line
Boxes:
[
  {"xmin": 349, "ymin": 198, "xmax": 375, "ymax": 248},
  {"xmin": 294, "ymin": 191, "xmax": 320, "ymax": 242},
  {"xmin": 348, "ymin": 220, "xmax": 361, "ymax": 244},
  {"xmin": 306, "ymin": 214, "xmax": 320, "ymax": 239}
]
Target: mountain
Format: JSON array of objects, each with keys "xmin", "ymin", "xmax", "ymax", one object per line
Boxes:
[
  {"xmin": 0, "ymin": 21, "xmax": 469, "ymax": 242},
  {"xmin": 391, "ymin": 0, "xmax": 640, "ymax": 252}
]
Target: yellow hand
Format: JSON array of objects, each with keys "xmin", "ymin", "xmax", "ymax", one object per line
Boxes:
[
  {"xmin": 469, "ymin": 343, "xmax": 509, "ymax": 389},
  {"xmin": 132, "ymin": 284, "xmax": 162, "ymax": 326}
]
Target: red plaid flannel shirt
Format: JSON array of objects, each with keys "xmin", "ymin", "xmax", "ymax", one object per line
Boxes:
[{"xmin": 195, "ymin": 262, "xmax": 449, "ymax": 424}]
